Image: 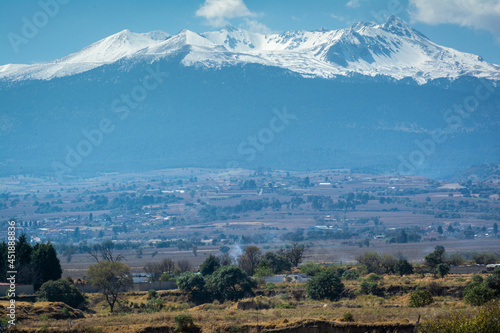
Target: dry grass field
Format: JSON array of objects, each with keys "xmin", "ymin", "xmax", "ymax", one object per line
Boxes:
[{"xmin": 3, "ymin": 273, "xmax": 496, "ymax": 333}]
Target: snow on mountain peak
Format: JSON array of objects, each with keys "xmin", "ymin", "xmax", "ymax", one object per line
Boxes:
[
  {"xmin": 1, "ymin": 16, "xmax": 499, "ymax": 83},
  {"xmin": 378, "ymin": 15, "xmax": 426, "ymax": 40}
]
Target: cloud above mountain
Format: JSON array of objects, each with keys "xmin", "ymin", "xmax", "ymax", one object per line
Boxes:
[
  {"xmin": 410, "ymin": 0, "xmax": 500, "ymax": 40},
  {"xmin": 196, "ymin": 0, "xmax": 271, "ymax": 33},
  {"xmin": 196, "ymin": 0, "xmax": 255, "ymax": 26}
]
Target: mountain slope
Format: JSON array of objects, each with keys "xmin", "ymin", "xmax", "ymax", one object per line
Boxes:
[
  {"xmin": 0, "ymin": 17, "xmax": 499, "ymax": 179},
  {"xmin": 1, "ymin": 16, "xmax": 499, "ymax": 83}
]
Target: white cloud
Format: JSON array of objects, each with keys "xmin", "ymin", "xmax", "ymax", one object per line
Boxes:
[
  {"xmin": 410, "ymin": 0, "xmax": 500, "ymax": 40},
  {"xmin": 346, "ymin": 0, "xmax": 360, "ymax": 8},
  {"xmin": 243, "ymin": 19, "xmax": 272, "ymax": 34},
  {"xmin": 196, "ymin": 0, "xmax": 256, "ymax": 27}
]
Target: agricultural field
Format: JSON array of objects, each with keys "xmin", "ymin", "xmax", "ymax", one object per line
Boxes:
[{"xmin": 1, "ymin": 167, "xmax": 499, "ymax": 332}]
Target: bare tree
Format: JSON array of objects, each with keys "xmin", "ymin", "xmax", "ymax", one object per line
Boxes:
[
  {"xmin": 238, "ymin": 246, "xmax": 262, "ymax": 276},
  {"xmin": 144, "ymin": 258, "xmax": 177, "ymax": 281},
  {"xmin": 88, "ymin": 240, "xmax": 124, "ymax": 263},
  {"xmin": 282, "ymin": 243, "xmax": 306, "ymax": 267},
  {"xmin": 159, "ymin": 258, "xmax": 176, "ymax": 274},
  {"xmin": 218, "ymin": 253, "xmax": 233, "ymax": 266},
  {"xmin": 176, "ymin": 259, "xmax": 192, "ymax": 273},
  {"xmin": 144, "ymin": 262, "xmax": 162, "ymax": 282}
]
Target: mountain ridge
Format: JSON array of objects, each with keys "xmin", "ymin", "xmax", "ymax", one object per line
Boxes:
[{"xmin": 1, "ymin": 16, "xmax": 499, "ymax": 84}]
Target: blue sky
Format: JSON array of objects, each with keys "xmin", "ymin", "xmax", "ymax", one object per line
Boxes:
[{"xmin": 1, "ymin": 0, "xmax": 500, "ymax": 65}]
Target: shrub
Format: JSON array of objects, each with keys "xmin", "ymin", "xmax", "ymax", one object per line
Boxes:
[
  {"xmin": 357, "ymin": 280, "xmax": 380, "ymax": 296},
  {"xmin": 59, "ymin": 307, "xmax": 71, "ymax": 319},
  {"xmin": 306, "ymin": 270, "xmax": 344, "ymax": 301},
  {"xmin": 174, "ymin": 314, "xmax": 194, "ymax": 332},
  {"xmin": 409, "ymin": 290, "xmax": 434, "ymax": 307},
  {"xmin": 37, "ymin": 279, "xmax": 85, "ymax": 308},
  {"xmin": 145, "ymin": 297, "xmax": 165, "ymax": 313},
  {"xmin": 471, "ymin": 275, "xmax": 484, "ymax": 284},
  {"xmin": 299, "ymin": 262, "xmax": 323, "ymax": 277},
  {"xmin": 341, "ymin": 312, "xmax": 354, "ymax": 322},
  {"xmin": 464, "ymin": 283, "xmax": 496, "ymax": 306},
  {"xmin": 278, "ymin": 292, "xmax": 290, "ymax": 301},
  {"xmin": 366, "ymin": 273, "xmax": 382, "ymax": 282},
  {"xmin": 147, "ymin": 289, "xmax": 158, "ymax": 300},
  {"xmin": 265, "ymin": 282, "xmax": 276, "ymax": 292},
  {"xmin": 254, "ymin": 266, "xmax": 274, "ymax": 278},
  {"xmin": 425, "ymin": 281, "xmax": 443, "ymax": 296},
  {"xmin": 275, "ymin": 303, "xmax": 296, "ymax": 309},
  {"xmin": 484, "ymin": 268, "xmax": 500, "ymax": 295},
  {"xmin": 341, "ymin": 270, "xmax": 359, "ymax": 281}
]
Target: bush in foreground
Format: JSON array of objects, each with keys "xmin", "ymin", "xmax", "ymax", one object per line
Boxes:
[
  {"xmin": 419, "ymin": 300, "xmax": 500, "ymax": 333},
  {"xmin": 37, "ymin": 279, "xmax": 85, "ymax": 308},
  {"xmin": 464, "ymin": 283, "xmax": 496, "ymax": 306}
]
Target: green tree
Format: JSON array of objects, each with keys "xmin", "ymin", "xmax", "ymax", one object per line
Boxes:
[
  {"xmin": 435, "ymin": 263, "xmax": 450, "ymax": 278},
  {"xmin": 424, "ymin": 246, "xmax": 445, "ymax": 270},
  {"xmin": 494, "ymin": 223, "xmax": 498, "ymax": 235},
  {"xmin": 37, "ymin": 279, "xmax": 85, "ymax": 308},
  {"xmin": 16, "ymin": 234, "xmax": 33, "ymax": 284},
  {"xmin": 0, "ymin": 242, "xmax": 8, "ymax": 283},
  {"xmin": 259, "ymin": 252, "xmax": 291, "ymax": 274},
  {"xmin": 31, "ymin": 242, "xmax": 62, "ymax": 290},
  {"xmin": 87, "ymin": 261, "xmax": 133, "ymax": 312},
  {"xmin": 238, "ymin": 246, "xmax": 262, "ymax": 276},
  {"xmin": 199, "ymin": 255, "xmax": 220, "ymax": 276},
  {"xmin": 341, "ymin": 270, "xmax": 359, "ymax": 281},
  {"xmin": 177, "ymin": 272, "xmax": 208, "ymax": 303},
  {"xmin": 394, "ymin": 259, "xmax": 414, "ymax": 276},
  {"xmin": 207, "ymin": 265, "xmax": 256, "ymax": 302},
  {"xmin": 356, "ymin": 252, "xmax": 384, "ymax": 274},
  {"xmin": 306, "ymin": 270, "xmax": 344, "ymax": 301},
  {"xmin": 445, "ymin": 253, "xmax": 465, "ymax": 266},
  {"xmin": 473, "ymin": 252, "xmax": 498, "ymax": 265},
  {"xmin": 356, "ymin": 252, "xmax": 396, "ymax": 274}
]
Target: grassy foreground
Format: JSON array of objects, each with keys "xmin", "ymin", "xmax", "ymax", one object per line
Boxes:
[{"xmin": 3, "ymin": 273, "xmax": 499, "ymax": 332}]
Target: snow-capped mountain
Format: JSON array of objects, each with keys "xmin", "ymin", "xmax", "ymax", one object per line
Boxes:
[
  {"xmin": 1, "ymin": 16, "xmax": 499, "ymax": 179},
  {"xmin": 1, "ymin": 16, "xmax": 499, "ymax": 84}
]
